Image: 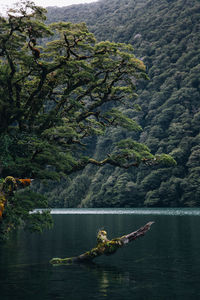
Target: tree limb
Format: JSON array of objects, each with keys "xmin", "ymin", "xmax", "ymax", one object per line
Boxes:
[{"xmin": 50, "ymin": 221, "xmax": 154, "ymax": 265}]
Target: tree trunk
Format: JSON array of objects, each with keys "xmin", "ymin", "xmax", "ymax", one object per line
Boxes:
[{"xmin": 50, "ymin": 221, "xmax": 154, "ymax": 265}]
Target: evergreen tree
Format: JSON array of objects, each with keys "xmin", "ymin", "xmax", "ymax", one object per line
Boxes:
[
  {"xmin": 0, "ymin": 1, "xmax": 175, "ymax": 239},
  {"xmin": 47, "ymin": 0, "xmax": 200, "ymax": 208}
]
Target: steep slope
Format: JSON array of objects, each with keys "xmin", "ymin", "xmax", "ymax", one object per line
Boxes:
[
  {"xmin": 47, "ymin": 0, "xmax": 150, "ymax": 41},
  {"xmin": 45, "ymin": 0, "xmax": 200, "ymax": 207}
]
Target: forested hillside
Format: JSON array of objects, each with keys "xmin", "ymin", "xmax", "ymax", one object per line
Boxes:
[{"xmin": 44, "ymin": 0, "xmax": 200, "ymax": 207}]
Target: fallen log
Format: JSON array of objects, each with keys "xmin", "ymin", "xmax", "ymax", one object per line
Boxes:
[{"xmin": 50, "ymin": 221, "xmax": 154, "ymax": 265}]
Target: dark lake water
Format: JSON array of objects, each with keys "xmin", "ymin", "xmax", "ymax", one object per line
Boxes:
[{"xmin": 1, "ymin": 208, "xmax": 200, "ymax": 300}]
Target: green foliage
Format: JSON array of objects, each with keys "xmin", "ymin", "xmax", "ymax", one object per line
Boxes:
[
  {"xmin": 0, "ymin": 189, "xmax": 52, "ymax": 241},
  {"xmin": 0, "ymin": 135, "xmax": 14, "ymax": 168},
  {"xmin": 45, "ymin": 0, "xmax": 200, "ymax": 208},
  {"xmin": 103, "ymin": 109, "xmax": 142, "ymax": 131},
  {"xmin": 0, "ymin": 1, "xmax": 150, "ymax": 181},
  {"xmin": 0, "ymin": 0, "xmax": 167, "ymax": 238},
  {"xmin": 155, "ymin": 154, "xmax": 177, "ymax": 167}
]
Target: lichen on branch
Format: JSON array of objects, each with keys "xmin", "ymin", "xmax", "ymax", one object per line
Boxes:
[{"xmin": 50, "ymin": 221, "xmax": 154, "ymax": 265}]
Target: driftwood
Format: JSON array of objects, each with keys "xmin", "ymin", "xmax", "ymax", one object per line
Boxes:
[{"xmin": 50, "ymin": 221, "xmax": 154, "ymax": 265}]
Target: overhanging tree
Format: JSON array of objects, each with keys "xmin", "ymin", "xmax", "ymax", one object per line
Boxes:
[{"xmin": 0, "ymin": 1, "xmax": 175, "ymax": 239}]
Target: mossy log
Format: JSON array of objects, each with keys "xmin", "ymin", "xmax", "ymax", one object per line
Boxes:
[{"xmin": 50, "ymin": 221, "xmax": 154, "ymax": 265}]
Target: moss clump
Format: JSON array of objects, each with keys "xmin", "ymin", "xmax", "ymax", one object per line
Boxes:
[
  {"xmin": 97, "ymin": 230, "xmax": 109, "ymax": 244},
  {"xmin": 50, "ymin": 257, "xmax": 74, "ymax": 265}
]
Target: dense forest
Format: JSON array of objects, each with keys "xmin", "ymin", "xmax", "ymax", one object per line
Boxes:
[
  {"xmin": 43, "ymin": 0, "xmax": 200, "ymax": 208},
  {"xmin": 1, "ymin": 1, "xmax": 176, "ymax": 238}
]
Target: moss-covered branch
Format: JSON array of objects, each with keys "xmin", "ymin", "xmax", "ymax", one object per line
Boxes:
[
  {"xmin": 50, "ymin": 221, "xmax": 154, "ymax": 265},
  {"xmin": 0, "ymin": 176, "xmax": 32, "ymax": 218},
  {"xmin": 0, "ymin": 176, "xmax": 53, "ymax": 241}
]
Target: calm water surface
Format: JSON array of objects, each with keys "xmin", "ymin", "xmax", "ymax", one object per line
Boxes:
[{"xmin": 0, "ymin": 208, "xmax": 200, "ymax": 300}]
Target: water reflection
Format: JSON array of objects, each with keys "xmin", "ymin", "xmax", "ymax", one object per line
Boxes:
[
  {"xmin": 79, "ymin": 262, "xmax": 136, "ymax": 297},
  {"xmin": 1, "ymin": 210, "xmax": 200, "ymax": 300}
]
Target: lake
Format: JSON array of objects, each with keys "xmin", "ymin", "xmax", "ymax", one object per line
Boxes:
[{"xmin": 0, "ymin": 208, "xmax": 200, "ymax": 300}]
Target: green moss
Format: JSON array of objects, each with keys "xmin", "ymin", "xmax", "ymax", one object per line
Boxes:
[
  {"xmin": 97, "ymin": 230, "xmax": 108, "ymax": 244},
  {"xmin": 50, "ymin": 257, "xmax": 74, "ymax": 265}
]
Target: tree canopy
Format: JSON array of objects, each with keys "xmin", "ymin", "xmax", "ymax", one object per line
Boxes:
[
  {"xmin": 0, "ymin": 1, "xmax": 175, "ymax": 239},
  {"xmin": 46, "ymin": 0, "xmax": 200, "ymax": 208}
]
